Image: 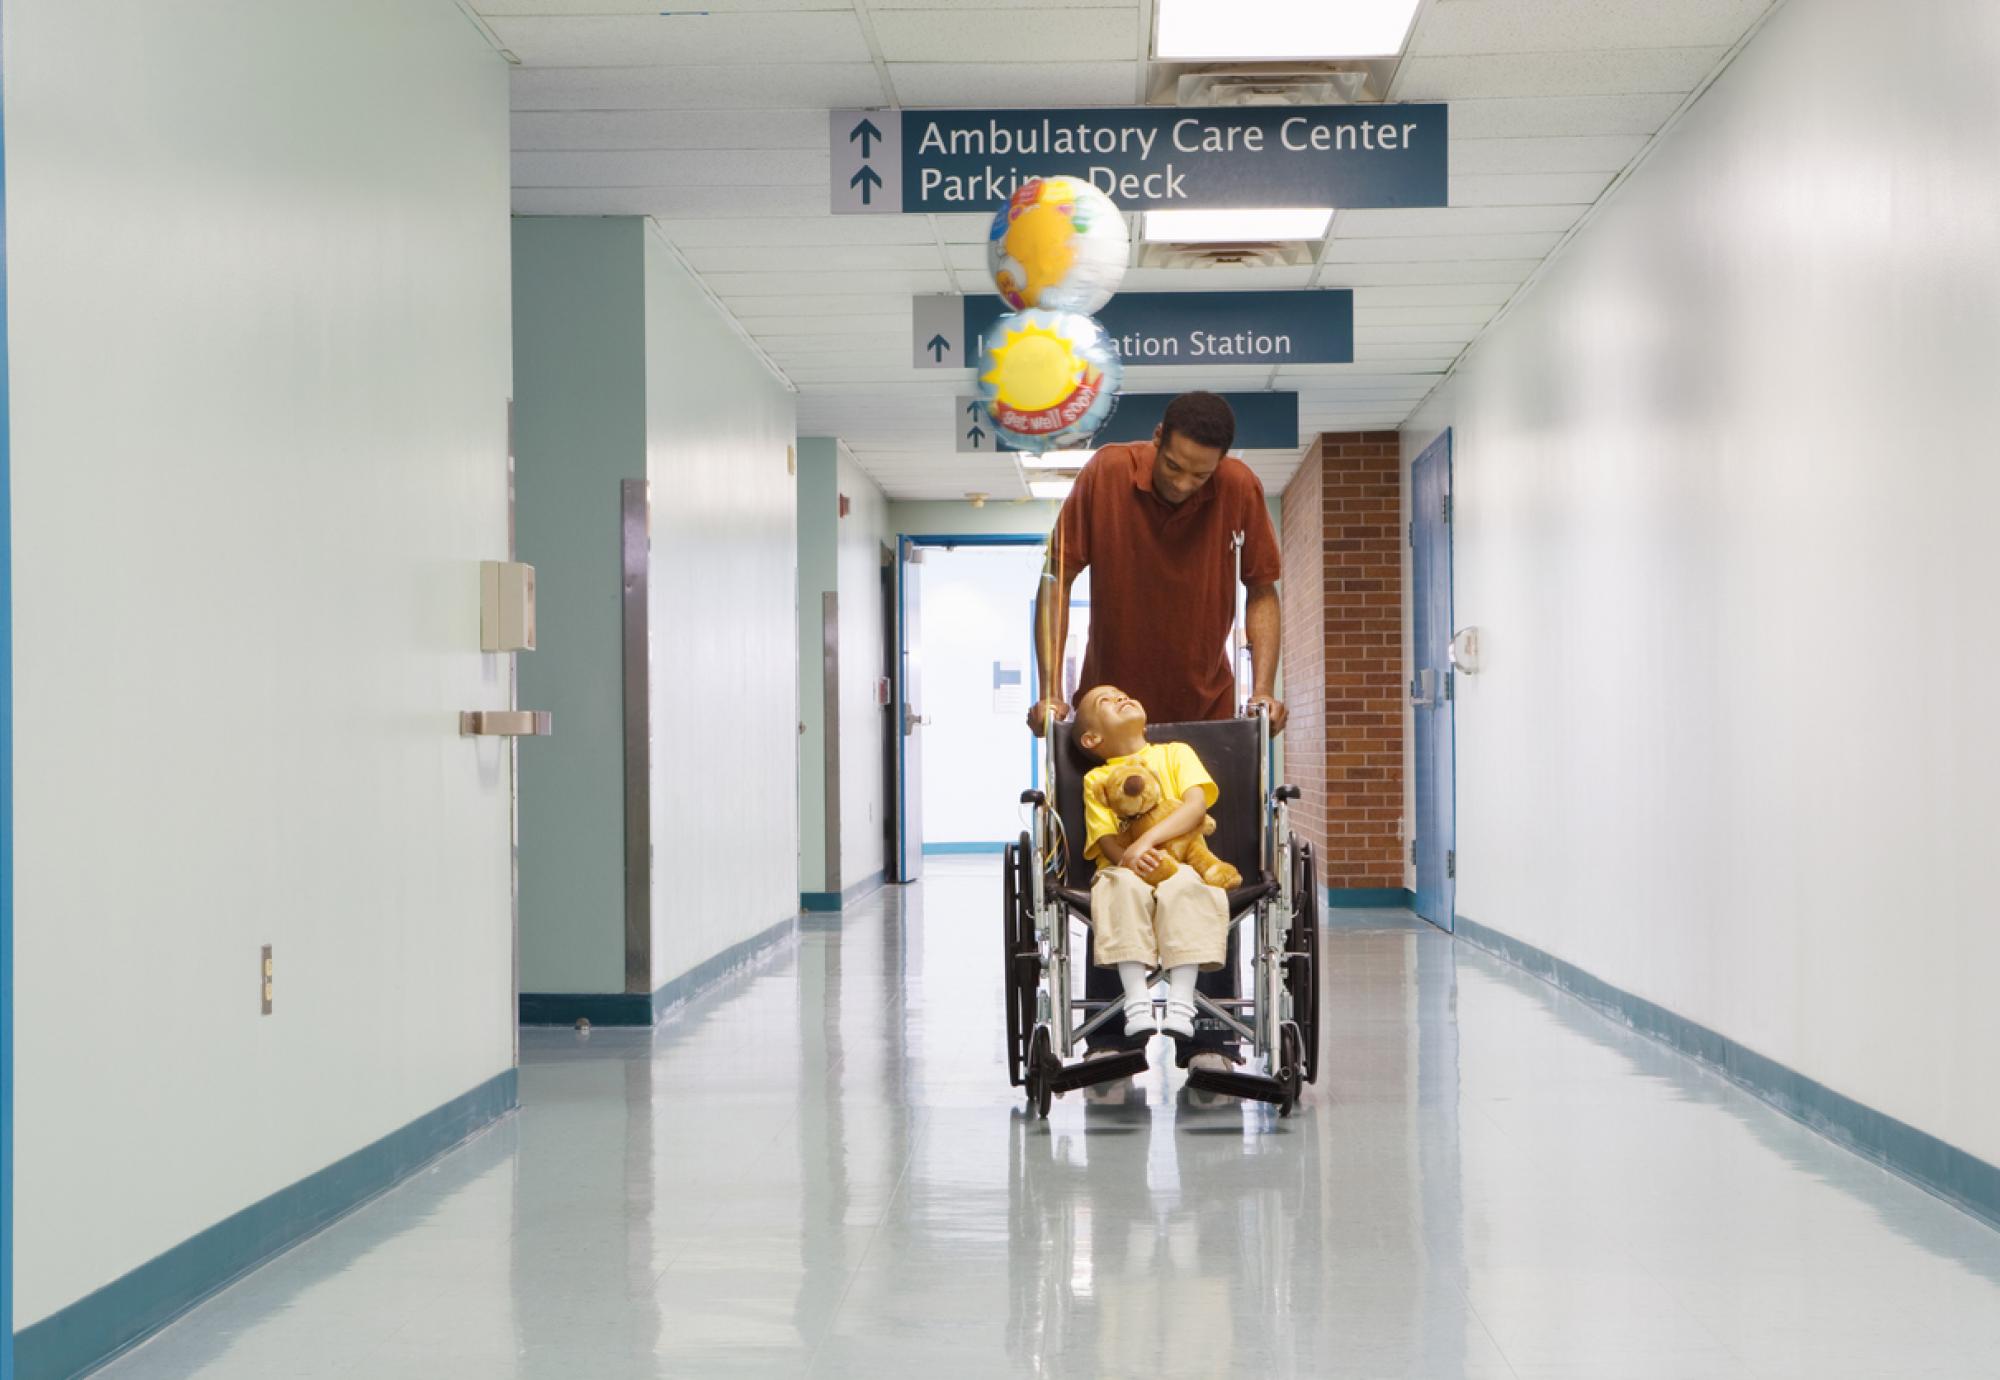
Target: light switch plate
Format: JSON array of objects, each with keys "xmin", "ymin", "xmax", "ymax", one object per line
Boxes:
[{"xmin": 481, "ymin": 561, "xmax": 536, "ymax": 652}]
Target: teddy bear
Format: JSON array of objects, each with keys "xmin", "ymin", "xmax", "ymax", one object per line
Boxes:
[{"xmin": 1090, "ymin": 760, "xmax": 1242, "ymax": 890}]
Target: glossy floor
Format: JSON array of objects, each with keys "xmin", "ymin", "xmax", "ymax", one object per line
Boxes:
[{"xmin": 99, "ymin": 858, "xmax": 2000, "ymax": 1378}]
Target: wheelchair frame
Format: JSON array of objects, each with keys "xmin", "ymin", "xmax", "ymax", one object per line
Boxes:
[{"xmin": 1004, "ymin": 704, "xmax": 1321, "ymax": 1117}]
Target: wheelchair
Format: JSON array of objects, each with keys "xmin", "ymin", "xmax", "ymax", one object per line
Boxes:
[{"xmin": 1003, "ymin": 706, "xmax": 1321, "ymax": 1117}]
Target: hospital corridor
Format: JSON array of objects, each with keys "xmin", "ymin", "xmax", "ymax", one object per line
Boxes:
[{"xmin": 4, "ymin": 0, "xmax": 2000, "ymax": 1376}]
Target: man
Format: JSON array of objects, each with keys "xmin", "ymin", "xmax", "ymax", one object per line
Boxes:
[{"xmin": 1028, "ymin": 390, "xmax": 1286, "ymax": 1079}]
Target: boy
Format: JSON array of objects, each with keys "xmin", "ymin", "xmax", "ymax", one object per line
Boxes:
[{"xmin": 1073, "ymin": 684, "xmax": 1232, "ymax": 1043}]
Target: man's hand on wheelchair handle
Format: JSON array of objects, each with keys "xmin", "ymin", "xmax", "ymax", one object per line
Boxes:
[
  {"xmin": 1027, "ymin": 696, "xmax": 1070, "ymax": 737},
  {"xmin": 1246, "ymin": 694, "xmax": 1289, "ymax": 733}
]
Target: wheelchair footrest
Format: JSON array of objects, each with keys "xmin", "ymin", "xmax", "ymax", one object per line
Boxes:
[
  {"xmin": 1046, "ymin": 1048, "xmax": 1151, "ymax": 1094},
  {"xmin": 1185, "ymin": 1064, "xmax": 1290, "ymax": 1106}
]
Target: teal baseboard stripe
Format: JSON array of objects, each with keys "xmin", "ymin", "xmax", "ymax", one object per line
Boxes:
[
  {"xmin": 1326, "ymin": 887, "xmax": 1414, "ymax": 909},
  {"xmin": 800, "ymin": 892, "xmax": 841, "ymax": 912},
  {"xmin": 13, "ymin": 1068, "xmax": 516, "ymax": 1380},
  {"xmin": 1453, "ymin": 913, "xmax": 2000, "ymax": 1234},
  {"xmin": 520, "ymin": 916, "xmax": 799, "ymax": 1027},
  {"xmin": 800, "ymin": 871, "xmax": 887, "ymax": 916},
  {"xmin": 517, "ymin": 990, "xmax": 655, "ymax": 1026},
  {"xmin": 649, "ymin": 913, "xmax": 796, "ymax": 1020},
  {"xmin": 923, "ymin": 841, "xmax": 1007, "ymax": 855},
  {"xmin": 841, "ymin": 870, "xmax": 885, "ymax": 907}
]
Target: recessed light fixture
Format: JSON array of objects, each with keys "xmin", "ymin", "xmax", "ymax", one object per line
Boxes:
[
  {"xmin": 1032, "ymin": 449, "xmax": 1095, "ymax": 471},
  {"xmin": 1143, "ymin": 208, "xmax": 1333, "ymax": 243},
  {"xmin": 1028, "ymin": 478, "xmax": 1075, "ymax": 501},
  {"xmin": 1155, "ymin": 0, "xmax": 1422, "ymax": 60}
]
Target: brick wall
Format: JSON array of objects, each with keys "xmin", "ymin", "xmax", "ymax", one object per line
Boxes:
[{"xmin": 1280, "ymin": 432, "xmax": 1405, "ymax": 889}]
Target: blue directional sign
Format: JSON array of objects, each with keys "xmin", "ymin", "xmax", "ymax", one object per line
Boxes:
[
  {"xmin": 833, "ymin": 105, "xmax": 1446, "ymax": 214},
  {"xmin": 915, "ymin": 290, "xmax": 1351, "ymax": 370},
  {"xmin": 956, "ymin": 392, "xmax": 1298, "ymax": 454}
]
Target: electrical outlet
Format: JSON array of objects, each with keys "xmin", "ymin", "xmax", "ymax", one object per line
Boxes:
[{"xmin": 261, "ymin": 944, "xmax": 274, "ymax": 1015}]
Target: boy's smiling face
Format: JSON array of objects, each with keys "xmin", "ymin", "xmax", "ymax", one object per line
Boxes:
[{"xmin": 1076, "ymin": 685, "xmax": 1148, "ymax": 758}]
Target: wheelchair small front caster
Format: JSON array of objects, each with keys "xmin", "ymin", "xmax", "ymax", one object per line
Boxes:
[
  {"xmin": 1277, "ymin": 1023, "xmax": 1304, "ymax": 1118},
  {"xmin": 1026, "ymin": 1026, "xmax": 1056, "ymax": 1119}
]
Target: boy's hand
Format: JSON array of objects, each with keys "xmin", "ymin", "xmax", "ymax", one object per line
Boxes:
[{"xmin": 1125, "ymin": 840, "xmax": 1165, "ymax": 877}]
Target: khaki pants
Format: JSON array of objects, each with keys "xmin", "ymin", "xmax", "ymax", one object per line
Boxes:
[{"xmin": 1090, "ymin": 866, "xmax": 1230, "ymax": 972}]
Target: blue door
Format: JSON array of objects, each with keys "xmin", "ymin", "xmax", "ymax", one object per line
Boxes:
[{"xmin": 1411, "ymin": 432, "xmax": 1455, "ymax": 930}]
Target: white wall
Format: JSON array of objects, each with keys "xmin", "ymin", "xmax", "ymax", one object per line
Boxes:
[
  {"xmin": 7, "ymin": 0, "xmax": 514, "ymax": 1325},
  {"xmin": 834, "ymin": 450, "xmax": 891, "ymax": 886},
  {"xmin": 643, "ymin": 226, "xmax": 800, "ymax": 984},
  {"xmin": 1404, "ymin": 0, "xmax": 2000, "ymax": 1167}
]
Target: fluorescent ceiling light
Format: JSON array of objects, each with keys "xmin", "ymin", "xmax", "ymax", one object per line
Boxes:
[
  {"xmin": 1155, "ymin": 0, "xmax": 1422, "ymax": 60},
  {"xmin": 1143, "ymin": 208, "xmax": 1332, "ymax": 243},
  {"xmin": 1030, "ymin": 449, "xmax": 1095, "ymax": 471},
  {"xmin": 1028, "ymin": 479, "xmax": 1075, "ymax": 501}
]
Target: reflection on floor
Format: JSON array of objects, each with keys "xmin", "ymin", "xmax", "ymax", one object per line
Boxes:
[{"xmin": 97, "ymin": 856, "xmax": 2000, "ymax": 1378}]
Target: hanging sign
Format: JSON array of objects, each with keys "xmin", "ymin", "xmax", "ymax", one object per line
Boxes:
[
  {"xmin": 956, "ymin": 392, "xmax": 1297, "ymax": 454},
  {"xmin": 832, "ymin": 105, "xmax": 1447, "ymax": 214},
  {"xmin": 915, "ymin": 290, "xmax": 1351, "ymax": 371}
]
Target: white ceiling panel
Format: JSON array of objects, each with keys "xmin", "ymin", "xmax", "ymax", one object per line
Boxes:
[
  {"xmin": 512, "ymin": 150, "xmax": 826, "ymax": 187},
  {"xmin": 873, "ymin": 8, "xmax": 1138, "ymax": 63},
  {"xmin": 656, "ymin": 217, "xmax": 937, "ymax": 249},
  {"xmin": 490, "ymin": 14, "xmax": 871, "ymax": 66},
  {"xmin": 510, "ymin": 65, "xmax": 883, "ymax": 111},
  {"xmin": 700, "ymin": 270, "xmax": 956, "ymax": 296},
  {"xmin": 512, "ymin": 110, "xmax": 825, "ymax": 151},
  {"xmin": 1396, "ymin": 48, "xmax": 1729, "ymax": 100},
  {"xmin": 477, "ymin": 0, "xmax": 849, "ymax": 12},
  {"xmin": 1333, "ymin": 205, "xmax": 1586, "ymax": 236},
  {"xmin": 1116, "ymin": 267, "xmax": 1319, "ymax": 290},
  {"xmin": 1413, "ymin": 0, "xmax": 1773, "ymax": 55},
  {"xmin": 725, "ymin": 293, "xmax": 922, "ymax": 317},
  {"xmin": 512, "ymin": 185, "xmax": 827, "ymax": 216},
  {"xmin": 888, "ymin": 62, "xmax": 1142, "ymax": 107},
  {"xmin": 1351, "ymin": 283, "xmax": 1519, "ymax": 307},
  {"xmin": 743, "ymin": 314, "xmax": 911, "ymax": 336},
  {"xmin": 1449, "ymin": 135, "xmax": 1650, "ymax": 176},
  {"xmin": 1444, "ymin": 93, "xmax": 1686, "ymax": 139},
  {"xmin": 1322, "ymin": 233, "xmax": 1564, "ymax": 262},
  {"xmin": 686, "ymin": 243, "xmax": 943, "ymax": 272},
  {"xmin": 1355, "ymin": 305, "xmax": 1500, "ymax": 327},
  {"xmin": 1318, "ymin": 259, "xmax": 1541, "ymax": 286},
  {"xmin": 1448, "ymin": 172, "xmax": 1617, "ymax": 206}
]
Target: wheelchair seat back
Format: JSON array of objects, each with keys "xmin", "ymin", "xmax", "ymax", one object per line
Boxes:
[{"xmin": 1050, "ymin": 718, "xmax": 1265, "ymax": 890}]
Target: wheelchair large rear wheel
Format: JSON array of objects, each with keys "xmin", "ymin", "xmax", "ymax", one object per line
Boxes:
[
  {"xmin": 1287, "ymin": 842, "xmax": 1322, "ymax": 1085},
  {"xmin": 1002, "ymin": 834, "xmax": 1038, "ymax": 1087}
]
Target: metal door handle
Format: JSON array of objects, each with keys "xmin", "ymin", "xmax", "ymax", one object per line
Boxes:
[
  {"xmin": 1408, "ymin": 669, "xmax": 1435, "ymax": 708},
  {"xmin": 904, "ymin": 709, "xmax": 930, "ymax": 734},
  {"xmin": 461, "ymin": 710, "xmax": 553, "ymax": 737}
]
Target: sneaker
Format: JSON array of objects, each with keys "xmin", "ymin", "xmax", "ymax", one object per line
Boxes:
[
  {"xmin": 1122, "ymin": 999, "xmax": 1159, "ymax": 1039},
  {"xmin": 1160, "ymin": 997, "xmax": 1196, "ymax": 1039}
]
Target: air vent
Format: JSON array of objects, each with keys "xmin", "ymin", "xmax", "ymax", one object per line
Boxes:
[
  {"xmin": 1157, "ymin": 65, "xmax": 1377, "ymax": 108},
  {"xmin": 1138, "ymin": 241, "xmax": 1316, "ymax": 270}
]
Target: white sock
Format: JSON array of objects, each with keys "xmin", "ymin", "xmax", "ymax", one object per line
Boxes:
[
  {"xmin": 1118, "ymin": 962, "xmax": 1156, "ymax": 1031},
  {"xmin": 1166, "ymin": 964, "xmax": 1198, "ymax": 1009}
]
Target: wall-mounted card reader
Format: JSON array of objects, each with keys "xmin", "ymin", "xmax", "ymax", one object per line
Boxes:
[{"xmin": 481, "ymin": 561, "xmax": 536, "ymax": 652}]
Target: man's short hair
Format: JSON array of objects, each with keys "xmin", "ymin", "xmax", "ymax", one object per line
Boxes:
[{"xmin": 1160, "ymin": 391, "xmax": 1236, "ymax": 456}]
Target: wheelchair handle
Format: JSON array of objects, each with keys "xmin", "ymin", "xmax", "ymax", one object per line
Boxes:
[
  {"xmin": 1273, "ymin": 785, "xmax": 1301, "ymax": 803},
  {"xmin": 1020, "ymin": 789, "xmax": 1045, "ymax": 806}
]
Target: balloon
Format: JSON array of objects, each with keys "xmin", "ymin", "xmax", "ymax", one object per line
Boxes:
[
  {"xmin": 987, "ymin": 175, "xmax": 1130, "ymax": 315},
  {"xmin": 977, "ymin": 310, "xmax": 1123, "ymax": 455}
]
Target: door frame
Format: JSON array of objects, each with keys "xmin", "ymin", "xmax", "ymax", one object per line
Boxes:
[
  {"xmin": 2, "ymin": 7, "xmax": 17, "ymax": 1364},
  {"xmin": 1410, "ymin": 430, "xmax": 1456, "ymax": 931},
  {"xmin": 892, "ymin": 532, "xmax": 1047, "ymax": 881}
]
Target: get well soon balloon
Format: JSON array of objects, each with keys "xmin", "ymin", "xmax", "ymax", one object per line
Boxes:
[
  {"xmin": 987, "ymin": 175, "xmax": 1129, "ymax": 315},
  {"xmin": 977, "ymin": 310, "xmax": 1122, "ymax": 454}
]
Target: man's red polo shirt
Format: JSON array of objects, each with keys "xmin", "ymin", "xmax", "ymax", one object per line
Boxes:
[{"xmin": 1051, "ymin": 441, "xmax": 1281, "ymax": 725}]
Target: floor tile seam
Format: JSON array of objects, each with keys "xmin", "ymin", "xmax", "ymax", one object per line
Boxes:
[{"xmin": 797, "ymin": 1106, "xmax": 932, "ymax": 1378}]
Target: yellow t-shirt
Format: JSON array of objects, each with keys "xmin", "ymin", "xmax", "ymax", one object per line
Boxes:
[{"xmin": 1082, "ymin": 740, "xmax": 1219, "ymax": 868}]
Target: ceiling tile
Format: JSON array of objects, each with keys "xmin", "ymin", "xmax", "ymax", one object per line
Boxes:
[
  {"xmin": 872, "ymin": 8, "xmax": 1137, "ymax": 62},
  {"xmin": 1449, "ymin": 134, "xmax": 1650, "ymax": 175},
  {"xmin": 1351, "ymin": 283, "xmax": 1519, "ymax": 307},
  {"xmin": 701, "ymin": 270, "xmax": 957, "ymax": 296},
  {"xmin": 888, "ymin": 62, "xmax": 1141, "ymax": 107},
  {"xmin": 477, "ymin": 0, "xmax": 850, "ymax": 11},
  {"xmin": 1445, "ymin": 94, "xmax": 1684, "ymax": 139},
  {"xmin": 511, "ymin": 110, "xmax": 825, "ymax": 151},
  {"xmin": 512, "ymin": 185, "xmax": 828, "ymax": 216},
  {"xmin": 1447, "ymin": 172, "xmax": 1616, "ymax": 206},
  {"xmin": 686, "ymin": 244, "xmax": 942, "ymax": 272},
  {"xmin": 1396, "ymin": 48, "xmax": 1728, "ymax": 99},
  {"xmin": 512, "ymin": 150, "xmax": 826, "ymax": 187},
  {"xmin": 1323, "ymin": 233, "xmax": 1564, "ymax": 262},
  {"xmin": 1333, "ymin": 205, "xmax": 1586, "ymax": 236},
  {"xmin": 1317, "ymin": 259, "xmax": 1540, "ymax": 286},
  {"xmin": 510, "ymin": 64, "xmax": 884, "ymax": 111},
  {"xmin": 490, "ymin": 13, "xmax": 871, "ymax": 66},
  {"xmin": 656, "ymin": 217, "xmax": 938, "ymax": 249},
  {"xmin": 1412, "ymin": 0, "xmax": 1774, "ymax": 55}
]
